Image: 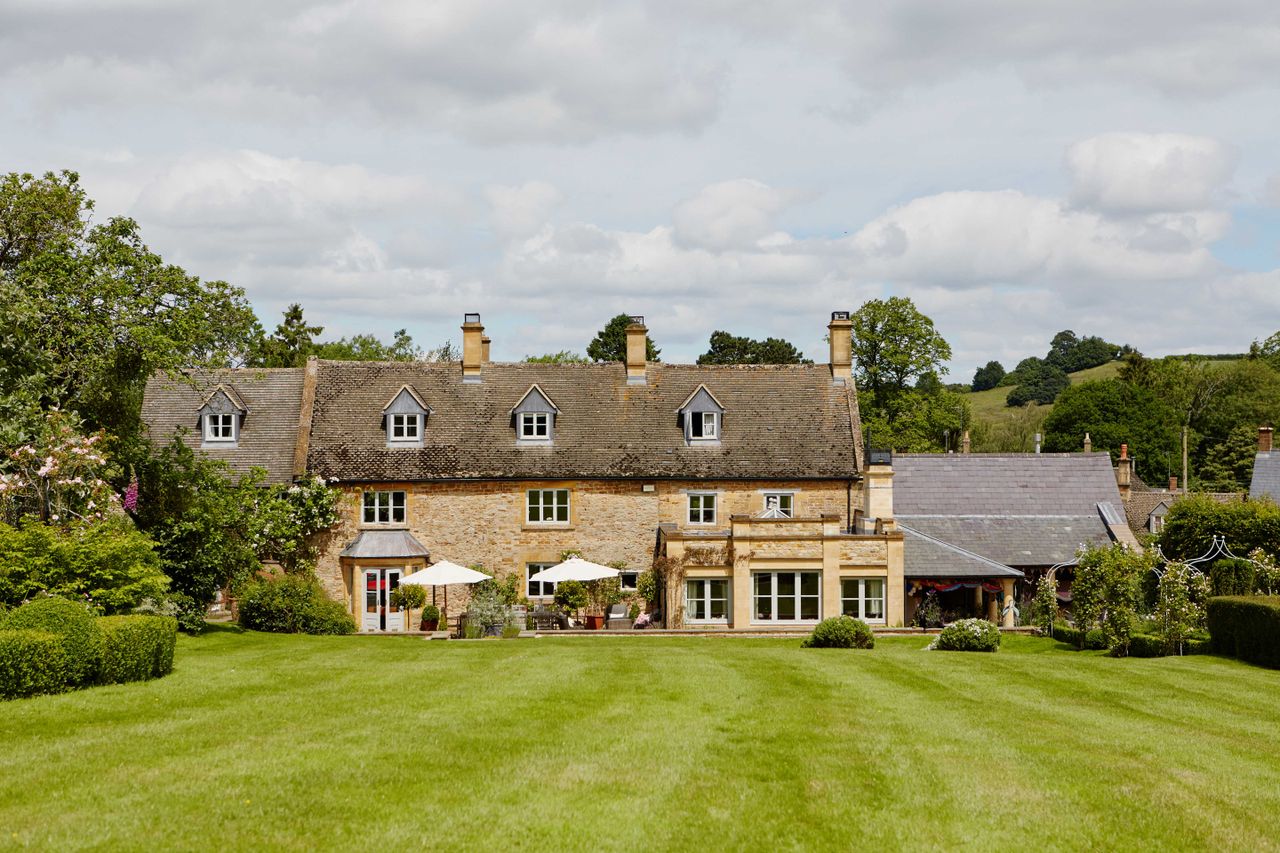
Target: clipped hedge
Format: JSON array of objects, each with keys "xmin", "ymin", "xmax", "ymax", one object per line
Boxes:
[
  {"xmin": 932, "ymin": 618, "xmax": 1000, "ymax": 652},
  {"xmin": 801, "ymin": 616, "xmax": 875, "ymax": 649},
  {"xmin": 1127, "ymin": 633, "xmax": 1166, "ymax": 658},
  {"xmin": 1050, "ymin": 624, "xmax": 1107, "ymax": 650},
  {"xmin": 0, "ymin": 596, "xmax": 103, "ymax": 686},
  {"xmin": 239, "ymin": 575, "xmax": 355, "ymax": 635},
  {"xmin": 0, "ymin": 630, "xmax": 70, "ymax": 699},
  {"xmin": 1207, "ymin": 595, "xmax": 1280, "ymax": 669},
  {"xmin": 98, "ymin": 615, "xmax": 177, "ymax": 684}
]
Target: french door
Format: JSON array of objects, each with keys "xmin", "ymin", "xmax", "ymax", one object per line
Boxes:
[{"xmin": 361, "ymin": 567, "xmax": 404, "ymax": 632}]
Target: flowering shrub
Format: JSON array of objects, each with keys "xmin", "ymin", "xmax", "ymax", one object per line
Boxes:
[
  {"xmin": 1027, "ymin": 571, "xmax": 1059, "ymax": 635},
  {"xmin": 801, "ymin": 616, "xmax": 875, "ymax": 649},
  {"xmin": 929, "ymin": 618, "xmax": 1000, "ymax": 652},
  {"xmin": 1154, "ymin": 563, "xmax": 1210, "ymax": 655},
  {"xmin": 0, "ymin": 411, "xmax": 119, "ymax": 526}
]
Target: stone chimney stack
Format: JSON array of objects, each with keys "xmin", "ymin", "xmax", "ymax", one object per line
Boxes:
[
  {"xmin": 481, "ymin": 335, "xmax": 491, "ymax": 363},
  {"xmin": 1083, "ymin": 433, "xmax": 1092, "ymax": 453},
  {"xmin": 625, "ymin": 315, "xmax": 648, "ymax": 385},
  {"xmin": 1169, "ymin": 475, "xmax": 1179, "ymax": 492},
  {"xmin": 1260, "ymin": 426, "xmax": 1274, "ymax": 453},
  {"xmin": 961, "ymin": 430, "xmax": 971, "ymax": 454},
  {"xmin": 461, "ymin": 313, "xmax": 484, "ymax": 383},
  {"xmin": 1115, "ymin": 443, "xmax": 1131, "ymax": 500},
  {"xmin": 828, "ymin": 311, "xmax": 853, "ymax": 383}
]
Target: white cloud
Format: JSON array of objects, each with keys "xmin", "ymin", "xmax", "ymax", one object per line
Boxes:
[
  {"xmin": 486, "ymin": 181, "xmax": 563, "ymax": 242},
  {"xmin": 671, "ymin": 179, "xmax": 805, "ymax": 251},
  {"xmin": 1066, "ymin": 133, "xmax": 1236, "ymax": 213}
]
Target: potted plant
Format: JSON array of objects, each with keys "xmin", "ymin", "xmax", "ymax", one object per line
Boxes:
[
  {"xmin": 419, "ymin": 603, "xmax": 441, "ymax": 632},
  {"xmin": 390, "ymin": 584, "xmax": 428, "ymax": 631},
  {"xmin": 553, "ymin": 580, "xmax": 590, "ymax": 627}
]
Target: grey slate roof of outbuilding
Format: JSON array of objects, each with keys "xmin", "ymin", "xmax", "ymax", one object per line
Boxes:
[
  {"xmin": 307, "ymin": 360, "xmax": 862, "ymax": 481},
  {"xmin": 892, "ymin": 453, "xmax": 1126, "ymax": 567},
  {"xmin": 1250, "ymin": 452, "xmax": 1280, "ymax": 502},
  {"xmin": 339, "ymin": 530, "xmax": 431, "ymax": 559},
  {"xmin": 899, "ymin": 523, "xmax": 1023, "ymax": 578},
  {"xmin": 141, "ymin": 369, "xmax": 304, "ymax": 484}
]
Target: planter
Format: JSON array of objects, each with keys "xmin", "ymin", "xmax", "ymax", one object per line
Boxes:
[
  {"xmin": 420, "ymin": 619, "xmax": 439, "ymax": 632},
  {"xmin": 585, "ymin": 614, "xmax": 604, "ymax": 630}
]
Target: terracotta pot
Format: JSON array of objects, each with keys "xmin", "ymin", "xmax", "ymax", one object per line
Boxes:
[
  {"xmin": 585, "ymin": 614, "xmax": 604, "ymax": 630},
  {"xmin": 421, "ymin": 619, "xmax": 439, "ymax": 632}
]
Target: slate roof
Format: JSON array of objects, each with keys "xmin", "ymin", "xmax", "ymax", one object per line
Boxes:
[
  {"xmin": 141, "ymin": 369, "xmax": 305, "ymax": 484},
  {"xmin": 899, "ymin": 523, "xmax": 1023, "ymax": 578},
  {"xmin": 339, "ymin": 530, "xmax": 431, "ymax": 559},
  {"xmin": 1251, "ymin": 452, "xmax": 1280, "ymax": 502},
  {"xmin": 892, "ymin": 453, "xmax": 1127, "ymax": 567},
  {"xmin": 307, "ymin": 361, "xmax": 861, "ymax": 481}
]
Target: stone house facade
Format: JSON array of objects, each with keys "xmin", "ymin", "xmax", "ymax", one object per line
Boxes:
[{"xmin": 143, "ymin": 312, "xmax": 911, "ymax": 631}]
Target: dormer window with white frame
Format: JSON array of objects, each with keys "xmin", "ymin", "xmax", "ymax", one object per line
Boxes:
[
  {"xmin": 196, "ymin": 384, "xmax": 246, "ymax": 448},
  {"xmin": 677, "ymin": 384, "xmax": 725, "ymax": 446},
  {"xmin": 511, "ymin": 384, "xmax": 558, "ymax": 445},
  {"xmin": 382, "ymin": 385, "xmax": 431, "ymax": 449}
]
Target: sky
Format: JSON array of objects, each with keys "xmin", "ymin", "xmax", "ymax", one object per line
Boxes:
[{"xmin": 2, "ymin": 0, "xmax": 1279, "ymax": 377}]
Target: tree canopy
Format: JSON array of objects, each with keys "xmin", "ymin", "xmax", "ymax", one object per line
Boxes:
[
  {"xmin": 524, "ymin": 350, "xmax": 589, "ymax": 364},
  {"xmin": 1005, "ymin": 360, "xmax": 1070, "ymax": 407},
  {"xmin": 1041, "ymin": 379, "xmax": 1180, "ymax": 482},
  {"xmin": 849, "ymin": 297, "xmax": 952, "ymax": 428},
  {"xmin": 586, "ymin": 314, "xmax": 660, "ymax": 362},
  {"xmin": 697, "ymin": 331, "xmax": 812, "ymax": 365},
  {"xmin": 971, "ymin": 360, "xmax": 1005, "ymax": 392}
]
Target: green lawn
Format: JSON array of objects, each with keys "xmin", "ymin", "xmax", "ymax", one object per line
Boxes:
[{"xmin": 3, "ymin": 630, "xmax": 1279, "ymax": 851}]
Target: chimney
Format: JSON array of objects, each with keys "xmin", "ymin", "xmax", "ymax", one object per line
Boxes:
[
  {"xmin": 1169, "ymin": 475, "xmax": 1179, "ymax": 493},
  {"xmin": 481, "ymin": 335, "xmax": 491, "ymax": 363},
  {"xmin": 828, "ymin": 311, "xmax": 853, "ymax": 383},
  {"xmin": 961, "ymin": 430, "xmax": 971, "ymax": 454},
  {"xmin": 461, "ymin": 313, "xmax": 484, "ymax": 383},
  {"xmin": 1083, "ymin": 433, "xmax": 1092, "ymax": 453},
  {"xmin": 1261, "ymin": 426, "xmax": 1274, "ymax": 454},
  {"xmin": 625, "ymin": 315, "xmax": 647, "ymax": 385},
  {"xmin": 1115, "ymin": 443, "xmax": 1131, "ymax": 500}
]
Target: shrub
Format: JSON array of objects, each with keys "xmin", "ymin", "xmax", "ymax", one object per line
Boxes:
[
  {"xmin": 636, "ymin": 571, "xmax": 657, "ymax": 606},
  {"xmin": 553, "ymin": 580, "xmax": 589, "ymax": 615},
  {"xmin": 421, "ymin": 604, "xmax": 441, "ymax": 623},
  {"xmin": 134, "ymin": 594, "xmax": 206, "ymax": 634},
  {"xmin": 1209, "ymin": 559, "xmax": 1256, "ymax": 597},
  {"xmin": 239, "ymin": 575, "xmax": 355, "ymax": 635},
  {"xmin": 389, "ymin": 584, "xmax": 427, "ymax": 612},
  {"xmin": 0, "ymin": 630, "xmax": 70, "ymax": 699},
  {"xmin": 1185, "ymin": 638, "xmax": 1214, "ymax": 655},
  {"xmin": 1207, "ymin": 595, "xmax": 1280, "ymax": 668},
  {"xmin": 1049, "ymin": 624, "xmax": 1106, "ymax": 650},
  {"xmin": 1, "ymin": 595, "xmax": 103, "ymax": 686},
  {"xmin": 801, "ymin": 616, "xmax": 875, "ymax": 649},
  {"xmin": 98, "ymin": 615, "xmax": 177, "ymax": 683},
  {"xmin": 931, "ymin": 618, "xmax": 1000, "ymax": 652},
  {"xmin": 1127, "ymin": 633, "xmax": 1167, "ymax": 658}
]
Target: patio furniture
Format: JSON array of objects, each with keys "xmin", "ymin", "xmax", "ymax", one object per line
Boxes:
[
  {"xmin": 530, "ymin": 606, "xmax": 567, "ymax": 631},
  {"xmin": 605, "ymin": 604, "xmax": 630, "ymax": 630}
]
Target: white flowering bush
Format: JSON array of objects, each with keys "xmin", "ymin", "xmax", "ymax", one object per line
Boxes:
[
  {"xmin": 0, "ymin": 411, "xmax": 119, "ymax": 527},
  {"xmin": 929, "ymin": 618, "xmax": 1000, "ymax": 652}
]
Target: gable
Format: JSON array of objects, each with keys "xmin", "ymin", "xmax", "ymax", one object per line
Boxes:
[
  {"xmin": 382, "ymin": 385, "xmax": 430, "ymax": 415},
  {"xmin": 197, "ymin": 385, "xmax": 247, "ymax": 417},
  {"xmin": 511, "ymin": 384, "xmax": 558, "ymax": 415},
  {"xmin": 678, "ymin": 385, "xmax": 725, "ymax": 414}
]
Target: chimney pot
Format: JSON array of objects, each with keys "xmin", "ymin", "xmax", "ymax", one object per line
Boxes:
[
  {"xmin": 481, "ymin": 335, "xmax": 491, "ymax": 363},
  {"xmin": 1083, "ymin": 433, "xmax": 1092, "ymax": 453},
  {"xmin": 1260, "ymin": 426, "xmax": 1274, "ymax": 454},
  {"xmin": 1120, "ymin": 443, "xmax": 1128, "ymax": 461},
  {"xmin": 961, "ymin": 429, "xmax": 971, "ymax": 454},
  {"xmin": 461, "ymin": 313, "xmax": 484, "ymax": 382},
  {"xmin": 827, "ymin": 311, "xmax": 853, "ymax": 383},
  {"xmin": 1169, "ymin": 476, "xmax": 1179, "ymax": 492},
  {"xmin": 625, "ymin": 316, "xmax": 648, "ymax": 385}
]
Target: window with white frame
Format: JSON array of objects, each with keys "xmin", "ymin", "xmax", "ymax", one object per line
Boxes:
[
  {"xmin": 389, "ymin": 413, "xmax": 420, "ymax": 442},
  {"xmin": 685, "ymin": 578, "xmax": 730, "ymax": 622},
  {"xmin": 753, "ymin": 571, "xmax": 821, "ymax": 622},
  {"xmin": 527, "ymin": 562, "xmax": 557, "ymax": 598},
  {"xmin": 519, "ymin": 412, "xmax": 550, "ymax": 440},
  {"xmin": 841, "ymin": 577, "xmax": 886, "ymax": 624},
  {"xmin": 526, "ymin": 489, "xmax": 570, "ymax": 524},
  {"xmin": 619, "ymin": 571, "xmax": 639, "ymax": 591},
  {"xmin": 362, "ymin": 490, "xmax": 407, "ymax": 524},
  {"xmin": 204, "ymin": 413, "xmax": 235, "ymax": 443},
  {"xmin": 690, "ymin": 411, "xmax": 718, "ymax": 439},
  {"xmin": 688, "ymin": 492, "xmax": 717, "ymax": 524},
  {"xmin": 762, "ymin": 492, "xmax": 794, "ymax": 518}
]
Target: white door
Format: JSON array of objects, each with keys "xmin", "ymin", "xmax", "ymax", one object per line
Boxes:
[{"xmin": 361, "ymin": 568, "xmax": 406, "ymax": 632}]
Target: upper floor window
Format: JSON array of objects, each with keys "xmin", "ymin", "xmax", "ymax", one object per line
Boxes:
[
  {"xmin": 527, "ymin": 488, "xmax": 570, "ymax": 524},
  {"xmin": 363, "ymin": 490, "xmax": 407, "ymax": 525},
  {"xmin": 692, "ymin": 411, "xmax": 718, "ymax": 439},
  {"xmin": 389, "ymin": 413, "xmax": 421, "ymax": 441},
  {"xmin": 678, "ymin": 384, "xmax": 725, "ymax": 445},
  {"xmin": 512, "ymin": 385, "xmax": 558, "ymax": 444},
  {"xmin": 762, "ymin": 492, "xmax": 794, "ymax": 518},
  {"xmin": 519, "ymin": 412, "xmax": 550, "ymax": 440},
  {"xmin": 383, "ymin": 385, "xmax": 430, "ymax": 448},
  {"xmin": 204, "ymin": 413, "xmax": 236, "ymax": 443},
  {"xmin": 688, "ymin": 492, "xmax": 717, "ymax": 524}
]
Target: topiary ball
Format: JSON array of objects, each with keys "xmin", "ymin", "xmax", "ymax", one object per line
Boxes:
[
  {"xmin": 801, "ymin": 615, "xmax": 875, "ymax": 649},
  {"xmin": 1, "ymin": 596, "xmax": 104, "ymax": 685}
]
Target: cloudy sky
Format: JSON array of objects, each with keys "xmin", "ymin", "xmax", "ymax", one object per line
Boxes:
[{"xmin": 3, "ymin": 0, "xmax": 1279, "ymax": 376}]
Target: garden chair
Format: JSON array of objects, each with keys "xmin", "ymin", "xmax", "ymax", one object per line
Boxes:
[{"xmin": 605, "ymin": 604, "xmax": 630, "ymax": 630}]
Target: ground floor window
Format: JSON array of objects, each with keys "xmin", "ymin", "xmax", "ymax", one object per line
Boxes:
[
  {"xmin": 527, "ymin": 562, "xmax": 557, "ymax": 598},
  {"xmin": 685, "ymin": 578, "xmax": 730, "ymax": 622},
  {"xmin": 841, "ymin": 577, "xmax": 886, "ymax": 624},
  {"xmin": 619, "ymin": 571, "xmax": 638, "ymax": 591},
  {"xmin": 752, "ymin": 572, "xmax": 820, "ymax": 622}
]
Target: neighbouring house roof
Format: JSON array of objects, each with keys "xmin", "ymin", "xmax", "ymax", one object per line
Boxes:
[
  {"xmin": 339, "ymin": 529, "xmax": 431, "ymax": 559},
  {"xmin": 1251, "ymin": 452, "xmax": 1280, "ymax": 502},
  {"xmin": 307, "ymin": 361, "xmax": 862, "ymax": 481},
  {"xmin": 1124, "ymin": 488, "xmax": 1245, "ymax": 536},
  {"xmin": 141, "ymin": 369, "xmax": 305, "ymax": 484},
  {"xmin": 899, "ymin": 523, "xmax": 1024, "ymax": 579},
  {"xmin": 892, "ymin": 453, "xmax": 1131, "ymax": 567}
]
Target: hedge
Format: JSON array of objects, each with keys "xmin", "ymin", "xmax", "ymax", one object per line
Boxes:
[
  {"xmin": 0, "ymin": 596, "xmax": 103, "ymax": 686},
  {"xmin": 239, "ymin": 575, "xmax": 355, "ymax": 635},
  {"xmin": 801, "ymin": 616, "xmax": 875, "ymax": 649},
  {"xmin": 98, "ymin": 615, "xmax": 177, "ymax": 684},
  {"xmin": 1051, "ymin": 624, "xmax": 1107, "ymax": 650},
  {"xmin": 1207, "ymin": 595, "xmax": 1280, "ymax": 669},
  {"xmin": 0, "ymin": 630, "xmax": 70, "ymax": 699}
]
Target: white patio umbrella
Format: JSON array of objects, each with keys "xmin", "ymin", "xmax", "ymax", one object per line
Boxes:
[
  {"xmin": 400, "ymin": 560, "xmax": 491, "ymax": 623},
  {"xmin": 528, "ymin": 556, "xmax": 619, "ymax": 584}
]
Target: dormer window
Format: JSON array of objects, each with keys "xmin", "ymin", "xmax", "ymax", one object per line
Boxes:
[
  {"xmin": 196, "ymin": 384, "xmax": 246, "ymax": 448},
  {"xmin": 678, "ymin": 384, "xmax": 725, "ymax": 446},
  {"xmin": 382, "ymin": 385, "xmax": 430, "ymax": 448},
  {"xmin": 511, "ymin": 385, "xmax": 558, "ymax": 445}
]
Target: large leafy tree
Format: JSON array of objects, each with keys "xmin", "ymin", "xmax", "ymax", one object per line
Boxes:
[
  {"xmin": 1005, "ymin": 360, "xmax": 1070, "ymax": 407},
  {"xmin": 1044, "ymin": 330, "xmax": 1127, "ymax": 373},
  {"xmin": 1159, "ymin": 495, "xmax": 1280, "ymax": 562},
  {"xmin": 524, "ymin": 350, "xmax": 589, "ymax": 364},
  {"xmin": 249, "ymin": 304, "xmax": 324, "ymax": 367},
  {"xmin": 1041, "ymin": 379, "xmax": 1180, "ymax": 482},
  {"xmin": 971, "ymin": 360, "xmax": 1005, "ymax": 392},
  {"xmin": 696, "ymin": 331, "xmax": 812, "ymax": 365},
  {"xmin": 586, "ymin": 314, "xmax": 660, "ymax": 362},
  {"xmin": 849, "ymin": 297, "xmax": 952, "ymax": 429}
]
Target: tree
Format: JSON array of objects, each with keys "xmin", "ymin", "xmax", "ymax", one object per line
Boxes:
[
  {"xmin": 696, "ymin": 331, "xmax": 812, "ymax": 365},
  {"xmin": 524, "ymin": 350, "xmax": 589, "ymax": 364},
  {"xmin": 313, "ymin": 329, "xmax": 422, "ymax": 362},
  {"xmin": 1073, "ymin": 543, "xmax": 1150, "ymax": 656},
  {"xmin": 1041, "ymin": 379, "xmax": 1180, "ymax": 483},
  {"xmin": 1154, "ymin": 563, "xmax": 1209, "ymax": 656},
  {"xmin": 971, "ymin": 360, "xmax": 1005, "ymax": 392},
  {"xmin": 1251, "ymin": 330, "xmax": 1280, "ymax": 371},
  {"xmin": 1005, "ymin": 361, "xmax": 1070, "ymax": 407},
  {"xmin": 860, "ymin": 387, "xmax": 970, "ymax": 452},
  {"xmin": 250, "ymin": 304, "xmax": 323, "ymax": 368},
  {"xmin": 1044, "ymin": 330, "xmax": 1126, "ymax": 373},
  {"xmin": 586, "ymin": 314, "xmax": 659, "ymax": 362},
  {"xmin": 1158, "ymin": 496, "xmax": 1280, "ymax": 563},
  {"xmin": 1196, "ymin": 424, "xmax": 1258, "ymax": 492},
  {"xmin": 849, "ymin": 297, "xmax": 952, "ymax": 428}
]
